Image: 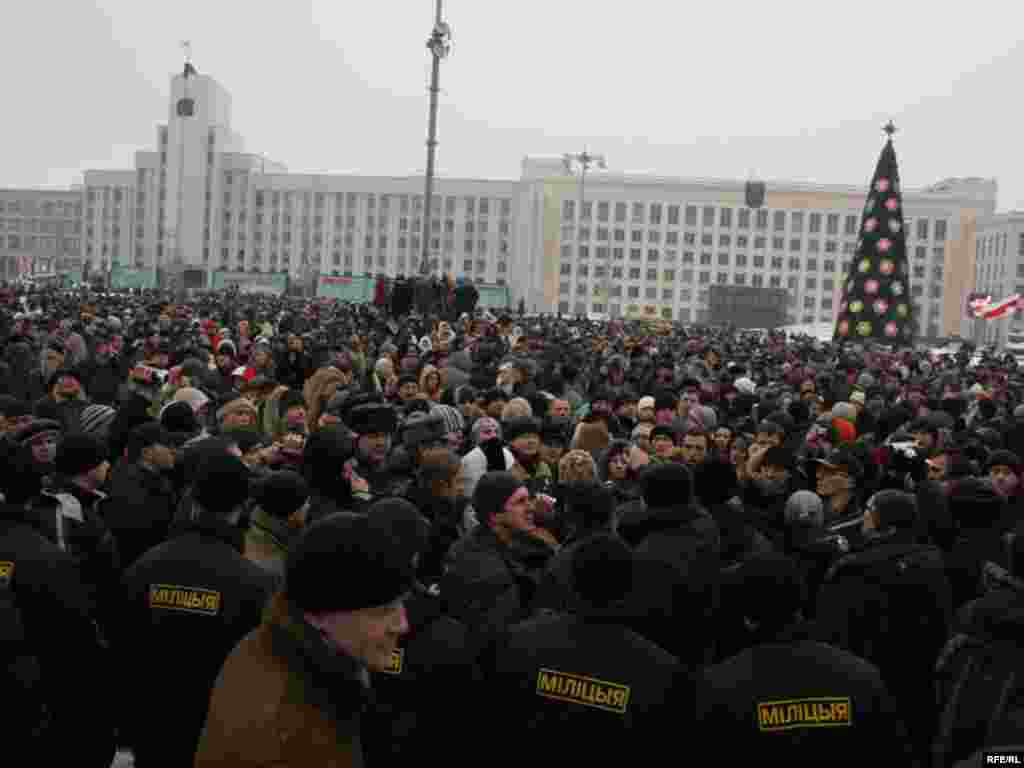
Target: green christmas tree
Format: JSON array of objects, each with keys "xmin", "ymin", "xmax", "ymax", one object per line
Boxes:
[{"xmin": 834, "ymin": 122, "xmax": 914, "ymax": 346}]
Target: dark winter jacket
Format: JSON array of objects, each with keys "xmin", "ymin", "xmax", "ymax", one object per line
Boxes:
[
  {"xmin": 621, "ymin": 503, "xmax": 721, "ymax": 667},
  {"xmin": 700, "ymin": 621, "xmax": 915, "ymax": 765},
  {"xmin": 0, "ymin": 513, "xmax": 117, "ymax": 767},
  {"xmin": 487, "ymin": 610, "xmax": 694, "ymax": 761},
  {"xmin": 365, "ymin": 584, "xmax": 477, "ymax": 764},
  {"xmin": 441, "ymin": 525, "xmax": 556, "ymax": 643},
  {"xmin": 115, "ymin": 518, "xmax": 275, "ymax": 768},
  {"xmin": 816, "ymin": 529, "xmax": 951, "ymax": 754},
  {"xmin": 105, "ymin": 461, "xmax": 177, "ymax": 572}
]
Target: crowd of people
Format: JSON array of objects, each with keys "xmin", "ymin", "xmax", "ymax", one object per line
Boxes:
[{"xmin": 4, "ymin": 284, "xmax": 1024, "ymax": 766}]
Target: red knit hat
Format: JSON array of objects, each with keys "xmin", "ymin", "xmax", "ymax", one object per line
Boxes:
[{"xmin": 831, "ymin": 417, "xmax": 857, "ymax": 445}]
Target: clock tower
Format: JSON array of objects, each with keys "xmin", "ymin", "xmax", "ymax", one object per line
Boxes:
[{"xmin": 159, "ymin": 47, "xmax": 241, "ymax": 287}]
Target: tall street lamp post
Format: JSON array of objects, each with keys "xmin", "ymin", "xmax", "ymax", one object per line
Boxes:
[
  {"xmin": 562, "ymin": 150, "xmax": 606, "ymax": 314},
  {"xmin": 419, "ymin": 0, "xmax": 452, "ymax": 276}
]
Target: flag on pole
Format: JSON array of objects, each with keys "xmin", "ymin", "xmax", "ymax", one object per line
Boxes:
[
  {"xmin": 834, "ymin": 123, "xmax": 914, "ymax": 345},
  {"xmin": 972, "ymin": 294, "xmax": 1023, "ymax": 320}
]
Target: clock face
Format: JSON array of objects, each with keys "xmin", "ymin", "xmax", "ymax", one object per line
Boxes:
[{"xmin": 176, "ymin": 97, "xmax": 195, "ymax": 117}]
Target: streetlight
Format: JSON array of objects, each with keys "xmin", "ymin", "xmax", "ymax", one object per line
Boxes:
[
  {"xmin": 562, "ymin": 150, "xmax": 607, "ymax": 314},
  {"xmin": 419, "ymin": 0, "xmax": 453, "ymax": 277}
]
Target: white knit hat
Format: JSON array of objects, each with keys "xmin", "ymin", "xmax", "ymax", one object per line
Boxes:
[{"xmin": 734, "ymin": 377, "xmax": 757, "ymax": 396}]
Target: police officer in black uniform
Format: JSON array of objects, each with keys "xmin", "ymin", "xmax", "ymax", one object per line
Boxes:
[
  {"xmin": 487, "ymin": 534, "xmax": 693, "ymax": 761},
  {"xmin": 364, "ymin": 498, "xmax": 478, "ymax": 765},
  {"xmin": 114, "ymin": 452, "xmax": 275, "ymax": 768},
  {"xmin": 0, "ymin": 449, "xmax": 116, "ymax": 766},
  {"xmin": 699, "ymin": 553, "xmax": 916, "ymax": 765},
  {"xmin": 816, "ymin": 489, "xmax": 951, "ymax": 758}
]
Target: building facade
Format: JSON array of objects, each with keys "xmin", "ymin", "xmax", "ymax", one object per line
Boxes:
[
  {"xmin": 0, "ymin": 189, "xmax": 83, "ymax": 282},
  {"xmin": 972, "ymin": 211, "xmax": 1024, "ymax": 347},
  {"xmin": 33, "ymin": 63, "xmax": 1001, "ymax": 336},
  {"xmin": 518, "ymin": 158, "xmax": 997, "ymax": 339},
  {"xmin": 81, "ymin": 67, "xmax": 519, "ymax": 293}
]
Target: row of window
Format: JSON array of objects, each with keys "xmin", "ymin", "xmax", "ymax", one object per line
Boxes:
[
  {"xmin": 0, "ymin": 236, "xmax": 80, "ymax": 252},
  {"xmin": 560, "ymin": 201, "xmax": 949, "ymax": 241},
  {"xmin": 560, "ymin": 272, "xmax": 944, "ymax": 298},
  {"xmin": 0, "ymin": 219, "xmax": 82, "ymax": 234},
  {"xmin": 0, "ymin": 201, "xmax": 81, "ymax": 217},
  {"xmin": 561, "ymin": 262, "xmax": 945, "ymax": 284},
  {"xmin": 564, "ymin": 228, "xmax": 867, "ymax": 250},
  {"xmin": 976, "ymin": 232, "xmax": 1024, "ymax": 261},
  {"xmin": 219, "ymin": 230, "xmax": 512, "ymax": 254},
  {"xmin": 86, "ymin": 187, "xmax": 131, "ymax": 204},
  {"xmin": 563, "ymin": 244, "xmax": 946, "ymax": 262},
  {"xmin": 561, "ymin": 247, "xmax": 945, "ymax": 272},
  {"xmin": 165, "ymin": 261, "xmax": 510, "ymax": 286},
  {"xmin": 250, "ymin": 190, "xmax": 514, "ymax": 218},
  {"xmin": 217, "ymin": 213, "xmax": 513, "ymax": 237}
]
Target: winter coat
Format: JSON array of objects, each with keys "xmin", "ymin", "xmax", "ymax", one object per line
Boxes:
[
  {"xmin": 816, "ymin": 529, "xmax": 951, "ymax": 754},
  {"xmin": 365, "ymin": 585, "xmax": 478, "ymax": 764},
  {"xmin": 114, "ymin": 518, "xmax": 275, "ymax": 768},
  {"xmin": 441, "ymin": 525, "xmax": 555, "ymax": 643},
  {"xmin": 461, "ymin": 443, "xmax": 515, "ymax": 501},
  {"xmin": 0, "ymin": 513, "xmax": 116, "ymax": 767},
  {"xmin": 486, "ymin": 611, "xmax": 693, "ymax": 761},
  {"xmin": 699, "ymin": 622, "xmax": 915, "ymax": 765},
  {"xmin": 276, "ymin": 350, "xmax": 314, "ymax": 393},
  {"xmin": 26, "ymin": 482, "xmax": 120, "ymax": 633},
  {"xmin": 195, "ymin": 593, "xmax": 369, "ymax": 768},
  {"xmin": 621, "ymin": 503, "xmax": 721, "ymax": 667},
  {"xmin": 105, "ymin": 461, "xmax": 177, "ymax": 572}
]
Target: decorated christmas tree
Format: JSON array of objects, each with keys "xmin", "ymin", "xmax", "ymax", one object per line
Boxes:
[{"xmin": 834, "ymin": 122, "xmax": 914, "ymax": 346}]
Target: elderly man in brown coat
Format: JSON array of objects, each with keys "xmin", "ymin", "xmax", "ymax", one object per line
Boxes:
[{"xmin": 195, "ymin": 504, "xmax": 427, "ymax": 767}]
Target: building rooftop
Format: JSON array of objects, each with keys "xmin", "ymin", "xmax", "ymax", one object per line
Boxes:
[{"xmin": 521, "ymin": 156, "xmax": 999, "ymax": 204}]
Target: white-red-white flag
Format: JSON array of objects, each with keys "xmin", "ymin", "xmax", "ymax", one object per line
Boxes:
[{"xmin": 979, "ymin": 294, "xmax": 1022, "ymax": 320}]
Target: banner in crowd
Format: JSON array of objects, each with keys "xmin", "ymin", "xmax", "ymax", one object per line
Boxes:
[{"xmin": 210, "ymin": 271, "xmax": 288, "ymax": 296}]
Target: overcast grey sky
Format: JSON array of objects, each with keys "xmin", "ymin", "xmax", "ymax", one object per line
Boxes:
[{"xmin": 5, "ymin": 0, "xmax": 1023, "ymax": 209}]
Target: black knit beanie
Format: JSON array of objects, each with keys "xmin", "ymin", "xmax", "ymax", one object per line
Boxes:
[
  {"xmin": 472, "ymin": 471, "xmax": 525, "ymax": 524},
  {"xmin": 571, "ymin": 533, "xmax": 633, "ymax": 607},
  {"xmin": 253, "ymin": 471, "xmax": 310, "ymax": 519},
  {"xmin": 193, "ymin": 454, "xmax": 252, "ymax": 516},
  {"xmin": 55, "ymin": 433, "xmax": 107, "ymax": 477},
  {"xmin": 642, "ymin": 463, "xmax": 692, "ymax": 508},
  {"xmin": 161, "ymin": 400, "xmax": 200, "ymax": 434},
  {"xmin": 287, "ymin": 507, "xmax": 423, "ymax": 613}
]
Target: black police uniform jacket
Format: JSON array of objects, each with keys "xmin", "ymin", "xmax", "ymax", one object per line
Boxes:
[
  {"xmin": 620, "ymin": 502, "xmax": 721, "ymax": 668},
  {"xmin": 945, "ymin": 512, "xmax": 1017, "ymax": 612},
  {"xmin": 105, "ymin": 460, "xmax": 177, "ymax": 572},
  {"xmin": 0, "ymin": 512, "xmax": 116, "ymax": 768},
  {"xmin": 113, "ymin": 517, "xmax": 275, "ymax": 768},
  {"xmin": 365, "ymin": 584, "xmax": 478, "ymax": 765},
  {"xmin": 935, "ymin": 567, "xmax": 1024, "ymax": 764},
  {"xmin": 699, "ymin": 622, "xmax": 915, "ymax": 766},
  {"xmin": 816, "ymin": 529, "xmax": 951, "ymax": 754},
  {"xmin": 486, "ymin": 609, "xmax": 693, "ymax": 761}
]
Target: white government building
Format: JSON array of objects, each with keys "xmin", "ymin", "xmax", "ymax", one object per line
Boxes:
[
  {"xmin": 70, "ymin": 64, "xmax": 1001, "ymax": 339},
  {"xmin": 972, "ymin": 211, "xmax": 1024, "ymax": 348}
]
